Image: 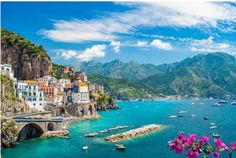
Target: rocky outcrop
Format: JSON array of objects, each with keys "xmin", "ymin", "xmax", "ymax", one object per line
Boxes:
[
  {"xmin": 1, "ymin": 118, "xmax": 18, "ymax": 148},
  {"xmin": 90, "ymin": 92, "xmax": 119, "ymax": 111},
  {"xmin": 105, "ymin": 124, "xmax": 163, "ymax": 142},
  {"xmin": 40, "ymin": 130, "xmax": 69, "ymax": 138},
  {"xmin": 1, "ymin": 29, "xmax": 52, "ymax": 80}
]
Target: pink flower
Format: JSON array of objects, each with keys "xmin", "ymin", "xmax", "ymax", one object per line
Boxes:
[
  {"xmin": 229, "ymin": 142, "xmax": 236, "ymax": 150},
  {"xmin": 189, "ymin": 134, "xmax": 197, "ymax": 142},
  {"xmin": 186, "ymin": 151, "xmax": 199, "ymax": 158},
  {"xmin": 214, "ymin": 152, "xmax": 220, "ymax": 158},
  {"xmin": 199, "ymin": 136, "xmax": 210, "ymax": 144},
  {"xmin": 178, "ymin": 133, "xmax": 186, "ymax": 140},
  {"xmin": 214, "ymin": 139, "xmax": 226, "ymax": 150},
  {"xmin": 176, "ymin": 144, "xmax": 184, "ymax": 154}
]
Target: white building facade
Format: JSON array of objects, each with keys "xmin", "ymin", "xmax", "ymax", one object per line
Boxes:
[
  {"xmin": 1, "ymin": 64, "xmax": 16, "ymax": 81},
  {"xmin": 16, "ymin": 80, "xmax": 45, "ymax": 111}
]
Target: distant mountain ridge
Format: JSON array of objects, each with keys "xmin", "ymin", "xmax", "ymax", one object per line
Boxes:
[
  {"xmin": 78, "ymin": 59, "xmax": 162, "ymax": 80},
  {"xmin": 84, "ymin": 52, "xmax": 236, "ymax": 99}
]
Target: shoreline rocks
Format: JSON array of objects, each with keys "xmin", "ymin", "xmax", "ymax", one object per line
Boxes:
[
  {"xmin": 105, "ymin": 124, "xmax": 163, "ymax": 142},
  {"xmin": 41, "ymin": 130, "xmax": 69, "ymax": 139}
]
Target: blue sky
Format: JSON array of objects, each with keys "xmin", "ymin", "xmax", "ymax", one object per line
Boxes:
[{"xmin": 2, "ymin": 2, "xmax": 236, "ymax": 65}]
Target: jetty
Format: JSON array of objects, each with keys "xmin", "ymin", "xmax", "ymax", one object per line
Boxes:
[{"xmin": 105, "ymin": 124, "xmax": 163, "ymax": 142}]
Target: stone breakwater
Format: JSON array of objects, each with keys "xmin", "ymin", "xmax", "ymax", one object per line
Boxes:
[
  {"xmin": 105, "ymin": 124, "xmax": 163, "ymax": 142},
  {"xmin": 41, "ymin": 130, "xmax": 69, "ymax": 138}
]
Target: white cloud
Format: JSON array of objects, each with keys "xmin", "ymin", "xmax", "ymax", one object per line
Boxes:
[
  {"xmin": 110, "ymin": 41, "xmax": 121, "ymax": 53},
  {"xmin": 77, "ymin": 44, "xmax": 106, "ymax": 61},
  {"xmin": 40, "ymin": 2, "xmax": 236, "ymax": 43},
  {"xmin": 189, "ymin": 36, "xmax": 232, "ymax": 53},
  {"xmin": 150, "ymin": 39, "xmax": 173, "ymax": 50},
  {"xmin": 55, "ymin": 44, "xmax": 106, "ymax": 61},
  {"xmin": 137, "ymin": 41, "xmax": 148, "ymax": 47},
  {"xmin": 56, "ymin": 49, "xmax": 79, "ymax": 59}
]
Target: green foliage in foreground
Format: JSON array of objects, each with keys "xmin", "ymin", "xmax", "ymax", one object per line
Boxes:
[{"xmin": 1, "ymin": 28, "xmax": 50, "ymax": 59}]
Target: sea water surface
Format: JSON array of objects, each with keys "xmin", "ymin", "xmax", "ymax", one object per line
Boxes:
[{"xmin": 2, "ymin": 100, "xmax": 236, "ymax": 158}]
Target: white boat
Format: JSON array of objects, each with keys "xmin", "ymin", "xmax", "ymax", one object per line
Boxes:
[
  {"xmin": 82, "ymin": 146, "xmax": 88, "ymax": 150},
  {"xmin": 99, "ymin": 129, "xmax": 109, "ymax": 133},
  {"xmin": 115, "ymin": 144, "xmax": 126, "ymax": 151},
  {"xmin": 169, "ymin": 115, "xmax": 177, "ymax": 119},
  {"xmin": 211, "ymin": 103, "xmax": 222, "ymax": 107},
  {"xmin": 191, "ymin": 114, "xmax": 196, "ymax": 117},
  {"xmin": 179, "ymin": 111, "xmax": 187, "ymax": 114},
  {"xmin": 210, "ymin": 126, "xmax": 217, "ymax": 129},
  {"xmin": 210, "ymin": 123, "xmax": 216, "ymax": 126},
  {"xmin": 84, "ymin": 133, "xmax": 99, "ymax": 137},
  {"xmin": 231, "ymin": 102, "xmax": 236, "ymax": 105},
  {"xmin": 212, "ymin": 133, "xmax": 221, "ymax": 139}
]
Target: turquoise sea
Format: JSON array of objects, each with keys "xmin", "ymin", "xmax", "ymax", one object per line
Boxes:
[{"xmin": 2, "ymin": 100, "xmax": 236, "ymax": 158}]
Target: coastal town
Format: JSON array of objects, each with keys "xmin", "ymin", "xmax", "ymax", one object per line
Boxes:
[
  {"xmin": 1, "ymin": 63, "xmax": 119, "ymax": 143},
  {"xmin": 1, "ymin": 63, "xmax": 106, "ymax": 114}
]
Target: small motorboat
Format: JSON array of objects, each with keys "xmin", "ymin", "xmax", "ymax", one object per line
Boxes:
[
  {"xmin": 179, "ymin": 111, "xmax": 187, "ymax": 114},
  {"xmin": 210, "ymin": 123, "xmax": 216, "ymax": 126},
  {"xmin": 211, "ymin": 103, "xmax": 222, "ymax": 107},
  {"xmin": 169, "ymin": 115, "xmax": 177, "ymax": 119},
  {"xmin": 82, "ymin": 145, "xmax": 88, "ymax": 150},
  {"xmin": 231, "ymin": 102, "xmax": 236, "ymax": 105},
  {"xmin": 210, "ymin": 126, "xmax": 217, "ymax": 129},
  {"xmin": 99, "ymin": 129, "xmax": 109, "ymax": 133},
  {"xmin": 212, "ymin": 133, "xmax": 221, "ymax": 139},
  {"xmin": 115, "ymin": 144, "xmax": 126, "ymax": 151},
  {"xmin": 218, "ymin": 100, "xmax": 227, "ymax": 104},
  {"xmin": 84, "ymin": 133, "xmax": 99, "ymax": 137},
  {"xmin": 204, "ymin": 116, "xmax": 209, "ymax": 120},
  {"xmin": 177, "ymin": 114, "xmax": 184, "ymax": 117},
  {"xmin": 191, "ymin": 114, "xmax": 196, "ymax": 117}
]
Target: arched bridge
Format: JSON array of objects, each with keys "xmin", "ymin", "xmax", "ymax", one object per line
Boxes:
[{"xmin": 13, "ymin": 112, "xmax": 64, "ymax": 141}]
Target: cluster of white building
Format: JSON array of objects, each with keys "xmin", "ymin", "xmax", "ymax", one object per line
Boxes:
[{"xmin": 1, "ymin": 64, "xmax": 103, "ymax": 112}]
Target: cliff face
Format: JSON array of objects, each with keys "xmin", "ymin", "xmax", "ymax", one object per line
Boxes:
[
  {"xmin": 1, "ymin": 75, "xmax": 30, "ymax": 148},
  {"xmin": 1, "ymin": 29, "xmax": 52, "ymax": 80}
]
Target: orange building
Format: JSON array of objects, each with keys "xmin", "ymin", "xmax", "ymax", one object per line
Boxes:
[{"xmin": 39, "ymin": 86, "xmax": 58, "ymax": 97}]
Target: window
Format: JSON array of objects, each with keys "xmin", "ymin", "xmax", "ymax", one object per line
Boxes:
[
  {"xmin": 28, "ymin": 98, "xmax": 31, "ymax": 101},
  {"xmin": 40, "ymin": 103, "xmax": 42, "ymax": 106},
  {"xmin": 29, "ymin": 92, "xmax": 31, "ymax": 96},
  {"xmin": 39, "ymin": 98, "xmax": 42, "ymax": 101},
  {"xmin": 33, "ymin": 103, "xmax": 36, "ymax": 106},
  {"xmin": 33, "ymin": 93, "xmax": 36, "ymax": 96},
  {"xmin": 33, "ymin": 98, "xmax": 36, "ymax": 101}
]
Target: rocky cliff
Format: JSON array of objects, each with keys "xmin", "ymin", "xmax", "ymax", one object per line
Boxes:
[
  {"xmin": 1, "ymin": 75, "xmax": 30, "ymax": 148},
  {"xmin": 1, "ymin": 29, "xmax": 52, "ymax": 80}
]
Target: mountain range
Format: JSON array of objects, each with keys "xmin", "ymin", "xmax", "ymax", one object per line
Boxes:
[{"xmin": 80, "ymin": 53, "xmax": 236, "ymax": 99}]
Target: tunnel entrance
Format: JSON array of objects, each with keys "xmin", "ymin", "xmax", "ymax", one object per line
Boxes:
[{"xmin": 17, "ymin": 123, "xmax": 44, "ymax": 141}]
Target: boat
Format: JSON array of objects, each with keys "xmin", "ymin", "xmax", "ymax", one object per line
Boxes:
[
  {"xmin": 108, "ymin": 125, "xmax": 129, "ymax": 131},
  {"xmin": 177, "ymin": 114, "xmax": 184, "ymax": 117},
  {"xmin": 169, "ymin": 115, "xmax": 177, "ymax": 119},
  {"xmin": 179, "ymin": 111, "xmax": 187, "ymax": 114},
  {"xmin": 211, "ymin": 103, "xmax": 222, "ymax": 107},
  {"xmin": 204, "ymin": 116, "xmax": 209, "ymax": 120},
  {"xmin": 210, "ymin": 123, "xmax": 216, "ymax": 126},
  {"xmin": 99, "ymin": 129, "xmax": 109, "ymax": 133},
  {"xmin": 82, "ymin": 146, "xmax": 88, "ymax": 150},
  {"xmin": 231, "ymin": 102, "xmax": 236, "ymax": 105},
  {"xmin": 218, "ymin": 100, "xmax": 227, "ymax": 104},
  {"xmin": 115, "ymin": 144, "xmax": 126, "ymax": 151},
  {"xmin": 210, "ymin": 126, "xmax": 217, "ymax": 129},
  {"xmin": 191, "ymin": 114, "xmax": 196, "ymax": 117},
  {"xmin": 84, "ymin": 133, "xmax": 99, "ymax": 137},
  {"xmin": 212, "ymin": 133, "xmax": 221, "ymax": 139}
]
